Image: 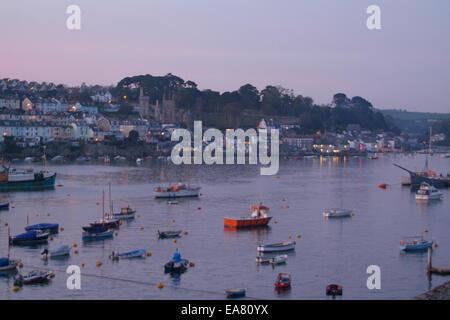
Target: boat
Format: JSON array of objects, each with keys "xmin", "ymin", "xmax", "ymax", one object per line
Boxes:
[
  {"xmin": 224, "ymin": 203, "xmax": 272, "ymax": 228},
  {"xmin": 274, "ymin": 273, "xmax": 291, "ymax": 289},
  {"xmin": 225, "ymin": 287, "xmax": 246, "ymax": 298},
  {"xmin": 112, "ymin": 206, "xmax": 136, "ymax": 220},
  {"xmin": 110, "ymin": 249, "xmax": 146, "ymax": 261},
  {"xmin": 257, "ymin": 241, "xmax": 296, "ymax": 253},
  {"xmin": 82, "ymin": 228, "xmax": 114, "ymax": 240},
  {"xmin": 158, "ymin": 230, "xmax": 182, "ymax": 239},
  {"xmin": 90, "ymin": 218, "xmax": 120, "ymax": 228},
  {"xmin": 9, "ymin": 230, "xmax": 49, "ymax": 245},
  {"xmin": 136, "ymin": 158, "xmax": 143, "ymax": 165},
  {"xmin": 114, "ymin": 155, "xmax": 126, "ymax": 161},
  {"xmin": 164, "ymin": 250, "xmax": 189, "ymax": 274},
  {"xmin": 0, "ymin": 167, "xmax": 56, "ymax": 192},
  {"xmin": 154, "ymin": 183, "xmax": 200, "ymax": 198},
  {"xmin": 25, "ymin": 223, "xmax": 59, "ymax": 234},
  {"xmin": 269, "ymin": 254, "xmax": 288, "ymax": 265},
  {"xmin": 0, "ymin": 257, "xmax": 20, "ymax": 272},
  {"xmin": 76, "ymin": 156, "xmax": 90, "ymax": 162},
  {"xmin": 367, "ymin": 153, "xmax": 379, "ymax": 160},
  {"xmin": 51, "ymin": 155, "xmax": 64, "ymax": 162},
  {"xmin": 415, "ymin": 182, "xmax": 443, "ymax": 201},
  {"xmin": 14, "ymin": 270, "xmax": 53, "ymax": 286},
  {"xmin": 167, "ymin": 200, "xmax": 179, "ymax": 205},
  {"xmin": 326, "ymin": 284, "xmax": 343, "ymax": 296},
  {"xmin": 400, "ymin": 237, "xmax": 434, "ymax": 251},
  {"xmin": 323, "ymin": 208, "xmax": 353, "ymax": 218},
  {"xmin": 444, "ymin": 153, "xmax": 450, "ymax": 159},
  {"xmin": 104, "ymin": 155, "xmax": 111, "ymax": 164},
  {"xmin": 256, "ymin": 256, "xmax": 271, "ymax": 265},
  {"xmin": 0, "ymin": 202, "xmax": 9, "ymax": 210},
  {"xmin": 41, "ymin": 245, "xmax": 71, "ymax": 259}
]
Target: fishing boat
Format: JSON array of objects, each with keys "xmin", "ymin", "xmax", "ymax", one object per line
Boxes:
[
  {"xmin": 0, "ymin": 257, "xmax": 20, "ymax": 272},
  {"xmin": 0, "ymin": 202, "xmax": 9, "ymax": 210},
  {"xmin": 415, "ymin": 182, "xmax": 443, "ymax": 201},
  {"xmin": 82, "ymin": 227, "xmax": 114, "ymax": 240},
  {"xmin": 225, "ymin": 287, "xmax": 247, "ymax": 298},
  {"xmin": 158, "ymin": 230, "xmax": 182, "ymax": 239},
  {"xmin": 41, "ymin": 245, "xmax": 71, "ymax": 259},
  {"xmin": 0, "ymin": 167, "xmax": 56, "ymax": 191},
  {"xmin": 112, "ymin": 206, "xmax": 136, "ymax": 220},
  {"xmin": 164, "ymin": 250, "xmax": 189, "ymax": 273},
  {"xmin": 257, "ymin": 241, "xmax": 296, "ymax": 253},
  {"xmin": 110, "ymin": 249, "xmax": 146, "ymax": 261},
  {"xmin": 9, "ymin": 230, "xmax": 49, "ymax": 245},
  {"xmin": 326, "ymin": 284, "xmax": 343, "ymax": 296},
  {"xmin": 400, "ymin": 237, "xmax": 434, "ymax": 251},
  {"xmin": 25, "ymin": 223, "xmax": 59, "ymax": 234},
  {"xmin": 14, "ymin": 270, "xmax": 53, "ymax": 286},
  {"xmin": 323, "ymin": 208, "xmax": 353, "ymax": 218},
  {"xmin": 154, "ymin": 183, "xmax": 200, "ymax": 198},
  {"xmin": 224, "ymin": 203, "xmax": 272, "ymax": 228},
  {"xmin": 269, "ymin": 254, "xmax": 288, "ymax": 265},
  {"xmin": 274, "ymin": 273, "xmax": 291, "ymax": 289}
]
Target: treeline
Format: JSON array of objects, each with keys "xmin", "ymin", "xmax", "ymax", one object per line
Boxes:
[
  {"xmin": 114, "ymin": 74, "xmax": 399, "ymax": 133},
  {"xmin": 421, "ymin": 118, "xmax": 450, "ymax": 146}
]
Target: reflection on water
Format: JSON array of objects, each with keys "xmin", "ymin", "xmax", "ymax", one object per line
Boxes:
[{"xmin": 0, "ymin": 154, "xmax": 449, "ymax": 299}]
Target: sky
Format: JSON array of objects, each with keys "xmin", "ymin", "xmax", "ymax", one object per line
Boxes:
[{"xmin": 0, "ymin": 0, "xmax": 449, "ymax": 112}]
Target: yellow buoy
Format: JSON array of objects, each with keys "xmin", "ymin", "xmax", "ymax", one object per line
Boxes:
[
  {"xmin": 72, "ymin": 243, "xmax": 77, "ymax": 248},
  {"xmin": 49, "ymin": 273, "xmax": 55, "ymax": 279},
  {"xmin": 146, "ymin": 252, "xmax": 151, "ymax": 257},
  {"xmin": 183, "ymin": 231, "xmax": 188, "ymax": 235},
  {"xmin": 172, "ymin": 239, "xmax": 177, "ymax": 243},
  {"xmin": 157, "ymin": 283, "xmax": 164, "ymax": 289},
  {"xmin": 96, "ymin": 262, "xmax": 102, "ymax": 267},
  {"xmin": 12, "ymin": 286, "xmax": 20, "ymax": 292},
  {"xmin": 189, "ymin": 262, "xmax": 195, "ymax": 267}
]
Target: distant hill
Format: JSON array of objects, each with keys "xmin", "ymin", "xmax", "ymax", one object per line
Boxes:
[{"xmin": 377, "ymin": 109, "xmax": 450, "ymax": 133}]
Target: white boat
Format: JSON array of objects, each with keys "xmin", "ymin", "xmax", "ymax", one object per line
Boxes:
[
  {"xmin": 112, "ymin": 206, "xmax": 136, "ymax": 220},
  {"xmin": 269, "ymin": 254, "xmax": 288, "ymax": 265},
  {"xmin": 323, "ymin": 208, "xmax": 353, "ymax": 218},
  {"xmin": 415, "ymin": 182, "xmax": 443, "ymax": 201},
  {"xmin": 41, "ymin": 245, "xmax": 71, "ymax": 259},
  {"xmin": 51, "ymin": 155, "xmax": 64, "ymax": 162},
  {"xmin": 136, "ymin": 158, "xmax": 143, "ymax": 165},
  {"xmin": 257, "ymin": 241, "xmax": 296, "ymax": 253},
  {"xmin": 154, "ymin": 183, "xmax": 200, "ymax": 198}
]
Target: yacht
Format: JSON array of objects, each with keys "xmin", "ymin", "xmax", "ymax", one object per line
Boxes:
[{"xmin": 415, "ymin": 182, "xmax": 443, "ymax": 201}]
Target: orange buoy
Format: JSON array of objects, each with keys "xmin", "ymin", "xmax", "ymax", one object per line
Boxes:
[
  {"xmin": 74, "ymin": 250, "xmax": 79, "ymax": 254},
  {"xmin": 157, "ymin": 283, "xmax": 164, "ymax": 289},
  {"xmin": 183, "ymin": 231, "xmax": 188, "ymax": 235},
  {"xmin": 434, "ymin": 243, "xmax": 439, "ymax": 248},
  {"xmin": 197, "ymin": 207, "xmax": 201, "ymax": 210},
  {"xmin": 189, "ymin": 262, "xmax": 195, "ymax": 267},
  {"xmin": 286, "ymin": 205, "xmax": 290, "ymax": 208},
  {"xmin": 114, "ymin": 232, "xmax": 118, "ymax": 236},
  {"xmin": 296, "ymin": 234, "xmax": 301, "ymax": 239},
  {"xmin": 50, "ymin": 237, "xmax": 53, "ymax": 241},
  {"xmin": 60, "ymin": 227, "xmax": 64, "ymax": 231},
  {"xmin": 171, "ymin": 219, "xmax": 175, "ymax": 223},
  {"xmin": 12, "ymin": 286, "xmax": 20, "ymax": 292},
  {"xmin": 81, "ymin": 263, "xmax": 85, "ymax": 267},
  {"xmin": 72, "ymin": 243, "xmax": 77, "ymax": 248},
  {"xmin": 140, "ymin": 226, "xmax": 144, "ymax": 230},
  {"xmin": 378, "ymin": 184, "xmax": 387, "ymax": 189},
  {"xmin": 49, "ymin": 273, "xmax": 55, "ymax": 279},
  {"xmin": 96, "ymin": 262, "xmax": 102, "ymax": 267},
  {"xmin": 136, "ymin": 214, "xmax": 140, "ymax": 218},
  {"xmin": 172, "ymin": 239, "xmax": 177, "ymax": 243},
  {"xmin": 18, "ymin": 263, "xmax": 23, "ymax": 268},
  {"xmin": 146, "ymin": 252, "xmax": 151, "ymax": 257},
  {"xmin": 4, "ymin": 223, "xmax": 8, "ymax": 227},
  {"xmin": 424, "ymin": 229, "xmax": 429, "ymax": 233}
]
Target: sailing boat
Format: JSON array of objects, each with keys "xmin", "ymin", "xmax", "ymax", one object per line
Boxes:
[
  {"xmin": 394, "ymin": 127, "xmax": 450, "ymax": 188},
  {"xmin": 83, "ymin": 190, "xmax": 116, "ymax": 240},
  {"xmin": 0, "ymin": 228, "xmax": 21, "ymax": 271},
  {"xmin": 153, "ymin": 161, "xmax": 200, "ymax": 198},
  {"xmin": 90, "ymin": 186, "xmax": 121, "ymax": 228}
]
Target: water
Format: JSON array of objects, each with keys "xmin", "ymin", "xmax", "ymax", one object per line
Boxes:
[{"xmin": 0, "ymin": 154, "xmax": 449, "ymax": 300}]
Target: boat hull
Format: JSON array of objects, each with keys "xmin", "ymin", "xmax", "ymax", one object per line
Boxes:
[
  {"xmin": 0, "ymin": 174, "xmax": 56, "ymax": 192},
  {"xmin": 154, "ymin": 189, "xmax": 199, "ymax": 198},
  {"xmin": 257, "ymin": 242, "xmax": 296, "ymax": 253},
  {"xmin": 82, "ymin": 229, "xmax": 114, "ymax": 240},
  {"xmin": 400, "ymin": 242, "xmax": 434, "ymax": 251},
  {"xmin": 409, "ymin": 174, "xmax": 449, "ymax": 188},
  {"xmin": 224, "ymin": 216, "xmax": 272, "ymax": 228}
]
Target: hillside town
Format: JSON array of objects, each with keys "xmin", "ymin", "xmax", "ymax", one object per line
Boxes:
[{"xmin": 0, "ymin": 77, "xmax": 445, "ymax": 161}]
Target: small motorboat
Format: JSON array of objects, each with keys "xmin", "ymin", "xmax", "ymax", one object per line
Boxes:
[
  {"xmin": 112, "ymin": 206, "xmax": 136, "ymax": 220},
  {"xmin": 41, "ymin": 245, "xmax": 71, "ymax": 259},
  {"xmin": 136, "ymin": 158, "xmax": 143, "ymax": 165},
  {"xmin": 323, "ymin": 208, "xmax": 353, "ymax": 218},
  {"xmin": 256, "ymin": 256, "xmax": 271, "ymax": 265},
  {"xmin": 164, "ymin": 250, "xmax": 189, "ymax": 274},
  {"xmin": 158, "ymin": 230, "xmax": 182, "ymax": 239},
  {"xmin": 274, "ymin": 273, "xmax": 291, "ymax": 290},
  {"xmin": 167, "ymin": 201, "xmax": 179, "ymax": 205},
  {"xmin": 326, "ymin": 284, "xmax": 343, "ymax": 296},
  {"xmin": 82, "ymin": 227, "xmax": 114, "ymax": 240},
  {"xmin": 90, "ymin": 218, "xmax": 121, "ymax": 228},
  {"xmin": 224, "ymin": 203, "xmax": 272, "ymax": 228},
  {"xmin": 14, "ymin": 270, "xmax": 53, "ymax": 286},
  {"xmin": 269, "ymin": 254, "xmax": 288, "ymax": 265},
  {"xmin": 9, "ymin": 230, "xmax": 49, "ymax": 245},
  {"xmin": 0, "ymin": 257, "xmax": 21, "ymax": 272},
  {"xmin": 225, "ymin": 287, "xmax": 247, "ymax": 298},
  {"xmin": 400, "ymin": 237, "xmax": 434, "ymax": 251},
  {"xmin": 367, "ymin": 154, "xmax": 379, "ymax": 160},
  {"xmin": 110, "ymin": 249, "xmax": 146, "ymax": 261},
  {"xmin": 415, "ymin": 182, "xmax": 443, "ymax": 201},
  {"xmin": 25, "ymin": 223, "xmax": 59, "ymax": 234},
  {"xmin": 154, "ymin": 183, "xmax": 200, "ymax": 198},
  {"xmin": 0, "ymin": 202, "xmax": 9, "ymax": 210},
  {"xmin": 257, "ymin": 241, "xmax": 296, "ymax": 253}
]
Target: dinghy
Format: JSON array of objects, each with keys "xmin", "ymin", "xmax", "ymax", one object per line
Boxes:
[
  {"xmin": 323, "ymin": 208, "xmax": 353, "ymax": 218},
  {"xmin": 225, "ymin": 287, "xmax": 247, "ymax": 298},
  {"xmin": 158, "ymin": 230, "xmax": 182, "ymax": 239},
  {"xmin": 257, "ymin": 241, "xmax": 296, "ymax": 253},
  {"xmin": 0, "ymin": 257, "xmax": 21, "ymax": 272},
  {"xmin": 274, "ymin": 273, "xmax": 291, "ymax": 290},
  {"xmin": 14, "ymin": 270, "xmax": 53, "ymax": 286},
  {"xmin": 41, "ymin": 245, "xmax": 71, "ymax": 259},
  {"xmin": 25, "ymin": 223, "xmax": 59, "ymax": 234},
  {"xmin": 110, "ymin": 249, "xmax": 146, "ymax": 261},
  {"xmin": 82, "ymin": 227, "xmax": 114, "ymax": 240},
  {"xmin": 269, "ymin": 254, "xmax": 288, "ymax": 265},
  {"xmin": 326, "ymin": 284, "xmax": 343, "ymax": 296},
  {"xmin": 400, "ymin": 237, "xmax": 434, "ymax": 251},
  {"xmin": 0, "ymin": 202, "xmax": 9, "ymax": 210},
  {"xmin": 9, "ymin": 230, "xmax": 49, "ymax": 245}
]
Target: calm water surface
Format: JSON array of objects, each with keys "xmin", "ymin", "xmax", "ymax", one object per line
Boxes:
[{"xmin": 0, "ymin": 154, "xmax": 449, "ymax": 300}]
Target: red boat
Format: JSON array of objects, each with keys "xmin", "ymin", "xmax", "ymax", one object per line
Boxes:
[
  {"xmin": 274, "ymin": 273, "xmax": 291, "ymax": 290},
  {"xmin": 224, "ymin": 203, "xmax": 272, "ymax": 228}
]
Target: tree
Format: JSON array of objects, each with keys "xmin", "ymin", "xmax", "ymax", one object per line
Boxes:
[{"xmin": 238, "ymin": 84, "xmax": 260, "ymax": 109}]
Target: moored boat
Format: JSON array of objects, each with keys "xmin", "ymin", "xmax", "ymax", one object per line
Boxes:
[
  {"xmin": 25, "ymin": 223, "xmax": 59, "ymax": 234},
  {"xmin": 415, "ymin": 182, "xmax": 443, "ymax": 201},
  {"xmin": 110, "ymin": 249, "xmax": 146, "ymax": 261},
  {"xmin": 225, "ymin": 287, "xmax": 247, "ymax": 298},
  {"xmin": 224, "ymin": 203, "xmax": 272, "ymax": 228},
  {"xmin": 112, "ymin": 206, "xmax": 136, "ymax": 220},
  {"xmin": 158, "ymin": 230, "xmax": 182, "ymax": 239},
  {"xmin": 269, "ymin": 254, "xmax": 288, "ymax": 265},
  {"xmin": 0, "ymin": 167, "xmax": 56, "ymax": 192},
  {"xmin": 164, "ymin": 250, "xmax": 189, "ymax": 273},
  {"xmin": 400, "ymin": 237, "xmax": 434, "ymax": 251},
  {"xmin": 274, "ymin": 273, "xmax": 291, "ymax": 290},
  {"xmin": 9, "ymin": 230, "xmax": 49, "ymax": 245},
  {"xmin": 257, "ymin": 241, "xmax": 296, "ymax": 253},
  {"xmin": 154, "ymin": 183, "xmax": 200, "ymax": 198},
  {"xmin": 0, "ymin": 202, "xmax": 9, "ymax": 210},
  {"xmin": 82, "ymin": 228, "xmax": 114, "ymax": 240},
  {"xmin": 14, "ymin": 270, "xmax": 53, "ymax": 286},
  {"xmin": 0, "ymin": 257, "xmax": 21, "ymax": 272},
  {"xmin": 41, "ymin": 245, "xmax": 71, "ymax": 259},
  {"xmin": 326, "ymin": 284, "xmax": 343, "ymax": 296},
  {"xmin": 323, "ymin": 208, "xmax": 353, "ymax": 218},
  {"xmin": 90, "ymin": 218, "xmax": 121, "ymax": 228}
]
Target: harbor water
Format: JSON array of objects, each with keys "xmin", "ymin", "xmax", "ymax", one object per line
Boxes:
[{"xmin": 0, "ymin": 154, "xmax": 449, "ymax": 299}]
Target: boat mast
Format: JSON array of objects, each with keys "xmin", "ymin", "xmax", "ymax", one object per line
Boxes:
[
  {"xmin": 7, "ymin": 227, "xmax": 10, "ymax": 259},
  {"xmin": 102, "ymin": 190, "xmax": 105, "ymax": 225},
  {"xmin": 109, "ymin": 183, "xmax": 113, "ymax": 217}
]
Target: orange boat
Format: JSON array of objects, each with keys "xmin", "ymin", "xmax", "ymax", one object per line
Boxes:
[{"xmin": 224, "ymin": 203, "xmax": 272, "ymax": 228}]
